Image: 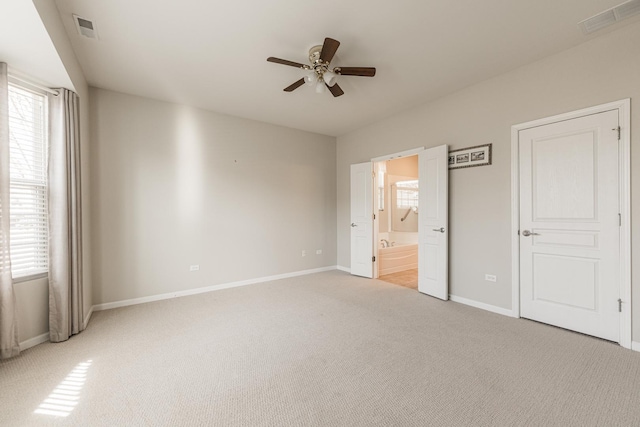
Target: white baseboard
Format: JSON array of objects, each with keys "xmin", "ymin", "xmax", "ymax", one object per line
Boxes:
[
  {"xmin": 83, "ymin": 305, "xmax": 94, "ymax": 329},
  {"xmin": 19, "ymin": 332, "xmax": 49, "ymax": 351},
  {"xmin": 336, "ymin": 265, "xmax": 351, "ymax": 273},
  {"xmin": 632, "ymin": 341, "xmax": 640, "ymax": 352},
  {"xmin": 92, "ymin": 265, "xmax": 338, "ymax": 312},
  {"xmin": 449, "ymin": 294, "xmax": 515, "ymax": 318},
  {"xmin": 18, "ymin": 306, "xmax": 94, "ymax": 351}
]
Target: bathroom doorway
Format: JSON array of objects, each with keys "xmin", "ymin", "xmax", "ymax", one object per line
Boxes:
[
  {"xmin": 350, "ymin": 145, "xmax": 448, "ymax": 299},
  {"xmin": 374, "ymin": 155, "xmax": 420, "ymax": 290}
]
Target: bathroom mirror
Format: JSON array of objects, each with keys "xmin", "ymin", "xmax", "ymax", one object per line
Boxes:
[{"xmin": 391, "ymin": 179, "xmax": 418, "ymax": 232}]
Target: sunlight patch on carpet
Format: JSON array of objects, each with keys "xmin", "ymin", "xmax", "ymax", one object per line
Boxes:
[{"xmin": 34, "ymin": 360, "xmax": 93, "ymax": 417}]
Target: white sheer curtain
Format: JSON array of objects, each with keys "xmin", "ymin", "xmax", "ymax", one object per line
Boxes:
[
  {"xmin": 48, "ymin": 88, "xmax": 84, "ymax": 343},
  {"xmin": 0, "ymin": 62, "xmax": 20, "ymax": 359}
]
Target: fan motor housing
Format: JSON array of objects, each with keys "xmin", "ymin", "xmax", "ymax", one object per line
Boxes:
[
  {"xmin": 308, "ymin": 45, "xmax": 332, "ymax": 76},
  {"xmin": 308, "ymin": 45, "xmax": 323, "ymax": 64}
]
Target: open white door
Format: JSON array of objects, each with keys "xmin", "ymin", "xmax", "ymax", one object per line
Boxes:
[
  {"xmin": 350, "ymin": 162, "xmax": 374, "ymax": 278},
  {"xmin": 418, "ymin": 145, "xmax": 448, "ymax": 299}
]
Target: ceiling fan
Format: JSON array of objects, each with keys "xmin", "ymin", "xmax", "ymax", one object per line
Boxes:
[{"xmin": 267, "ymin": 37, "xmax": 376, "ymax": 97}]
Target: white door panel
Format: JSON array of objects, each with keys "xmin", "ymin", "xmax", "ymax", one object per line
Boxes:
[
  {"xmin": 418, "ymin": 145, "xmax": 448, "ymax": 299},
  {"xmin": 350, "ymin": 162, "xmax": 373, "ymax": 278},
  {"xmin": 519, "ymin": 110, "xmax": 619, "ymax": 341}
]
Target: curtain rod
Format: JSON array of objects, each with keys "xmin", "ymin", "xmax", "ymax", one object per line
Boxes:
[{"xmin": 9, "ymin": 74, "xmax": 60, "ymax": 96}]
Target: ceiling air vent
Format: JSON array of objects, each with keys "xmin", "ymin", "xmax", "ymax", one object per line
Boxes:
[
  {"xmin": 615, "ymin": 0, "xmax": 640, "ymax": 19},
  {"xmin": 73, "ymin": 14, "xmax": 98, "ymax": 39},
  {"xmin": 578, "ymin": 0, "xmax": 640, "ymax": 34}
]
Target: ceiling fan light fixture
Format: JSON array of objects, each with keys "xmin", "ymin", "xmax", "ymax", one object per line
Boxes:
[
  {"xmin": 304, "ymin": 71, "xmax": 317, "ymax": 86},
  {"xmin": 315, "ymin": 79, "xmax": 326, "ymax": 94},
  {"xmin": 323, "ymin": 70, "xmax": 337, "ymax": 87}
]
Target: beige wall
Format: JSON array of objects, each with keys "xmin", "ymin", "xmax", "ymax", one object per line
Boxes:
[
  {"xmin": 14, "ymin": 277, "xmax": 48, "ymax": 343},
  {"xmin": 386, "ymin": 156, "xmax": 418, "ymax": 177},
  {"xmin": 12, "ymin": 0, "xmax": 93, "ymax": 345},
  {"xmin": 337, "ymin": 22, "xmax": 640, "ymax": 339},
  {"xmin": 90, "ymin": 88, "xmax": 336, "ymax": 304}
]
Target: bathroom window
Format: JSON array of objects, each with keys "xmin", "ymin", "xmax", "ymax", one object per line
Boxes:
[
  {"xmin": 396, "ymin": 180, "xmax": 418, "ymax": 209},
  {"xmin": 377, "ymin": 162, "xmax": 386, "ymax": 211}
]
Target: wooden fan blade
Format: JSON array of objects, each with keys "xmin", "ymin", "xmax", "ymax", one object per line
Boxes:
[
  {"xmin": 336, "ymin": 67, "xmax": 376, "ymax": 77},
  {"xmin": 319, "ymin": 38, "xmax": 340, "ymax": 64},
  {"xmin": 284, "ymin": 78, "xmax": 306, "ymax": 92},
  {"xmin": 327, "ymin": 83, "xmax": 344, "ymax": 97},
  {"xmin": 267, "ymin": 57, "xmax": 307, "ymax": 69}
]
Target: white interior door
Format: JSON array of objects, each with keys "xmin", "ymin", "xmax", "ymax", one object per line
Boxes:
[
  {"xmin": 519, "ymin": 110, "xmax": 620, "ymax": 342},
  {"xmin": 418, "ymin": 145, "xmax": 448, "ymax": 299},
  {"xmin": 350, "ymin": 162, "xmax": 374, "ymax": 278}
]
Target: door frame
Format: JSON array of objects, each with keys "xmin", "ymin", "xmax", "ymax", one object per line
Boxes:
[
  {"xmin": 371, "ymin": 147, "xmax": 425, "ymax": 279},
  {"xmin": 510, "ymin": 99, "xmax": 631, "ymax": 349}
]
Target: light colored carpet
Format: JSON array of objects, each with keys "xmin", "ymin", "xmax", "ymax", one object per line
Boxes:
[{"xmin": 1, "ymin": 270, "xmax": 639, "ymax": 426}]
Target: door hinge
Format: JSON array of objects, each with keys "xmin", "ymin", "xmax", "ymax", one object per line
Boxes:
[
  {"xmin": 619, "ymin": 213, "xmax": 622, "ymax": 226},
  {"xmin": 373, "ymin": 213, "xmax": 376, "ymax": 220},
  {"xmin": 618, "ymin": 298, "xmax": 622, "ymax": 312},
  {"xmin": 517, "ymin": 229, "xmax": 520, "ymax": 236},
  {"xmin": 372, "ymin": 256, "xmax": 376, "ymax": 262},
  {"xmin": 613, "ymin": 126, "xmax": 621, "ymax": 140}
]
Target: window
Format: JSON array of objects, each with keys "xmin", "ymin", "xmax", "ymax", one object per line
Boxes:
[
  {"xmin": 8, "ymin": 83, "xmax": 49, "ymax": 279},
  {"xmin": 395, "ymin": 180, "xmax": 419, "ymax": 209},
  {"xmin": 378, "ymin": 187, "xmax": 385, "ymax": 211},
  {"xmin": 377, "ymin": 162, "xmax": 386, "ymax": 211}
]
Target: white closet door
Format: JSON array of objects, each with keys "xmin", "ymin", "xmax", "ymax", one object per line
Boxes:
[{"xmin": 519, "ymin": 110, "xmax": 620, "ymax": 341}]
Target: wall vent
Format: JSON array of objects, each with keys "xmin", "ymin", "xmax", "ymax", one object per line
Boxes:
[
  {"xmin": 578, "ymin": 0, "xmax": 640, "ymax": 34},
  {"xmin": 73, "ymin": 14, "xmax": 98, "ymax": 39}
]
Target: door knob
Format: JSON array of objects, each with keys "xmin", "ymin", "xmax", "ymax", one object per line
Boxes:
[
  {"xmin": 351, "ymin": 223, "xmax": 358, "ymax": 227},
  {"xmin": 521, "ymin": 230, "xmax": 539, "ymax": 237},
  {"xmin": 432, "ymin": 227, "xmax": 445, "ymax": 233}
]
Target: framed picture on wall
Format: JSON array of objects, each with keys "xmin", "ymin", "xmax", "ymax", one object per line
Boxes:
[{"xmin": 448, "ymin": 144, "xmax": 492, "ymax": 169}]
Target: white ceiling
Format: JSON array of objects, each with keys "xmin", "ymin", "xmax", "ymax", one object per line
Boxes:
[
  {"xmin": 52, "ymin": 0, "xmax": 633, "ymax": 136},
  {"xmin": 0, "ymin": 0, "xmax": 73, "ymax": 90}
]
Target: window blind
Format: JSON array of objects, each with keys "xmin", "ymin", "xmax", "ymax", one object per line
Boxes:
[{"xmin": 8, "ymin": 84, "xmax": 48, "ymax": 278}]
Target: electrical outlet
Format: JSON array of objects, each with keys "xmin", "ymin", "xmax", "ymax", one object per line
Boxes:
[
  {"xmin": 485, "ymin": 274, "xmax": 497, "ymax": 282},
  {"xmin": 190, "ymin": 265, "xmax": 200, "ymax": 272},
  {"xmin": 301, "ymin": 250, "xmax": 306, "ymax": 257},
  {"xmin": 316, "ymin": 249, "xmax": 322, "ymax": 255}
]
